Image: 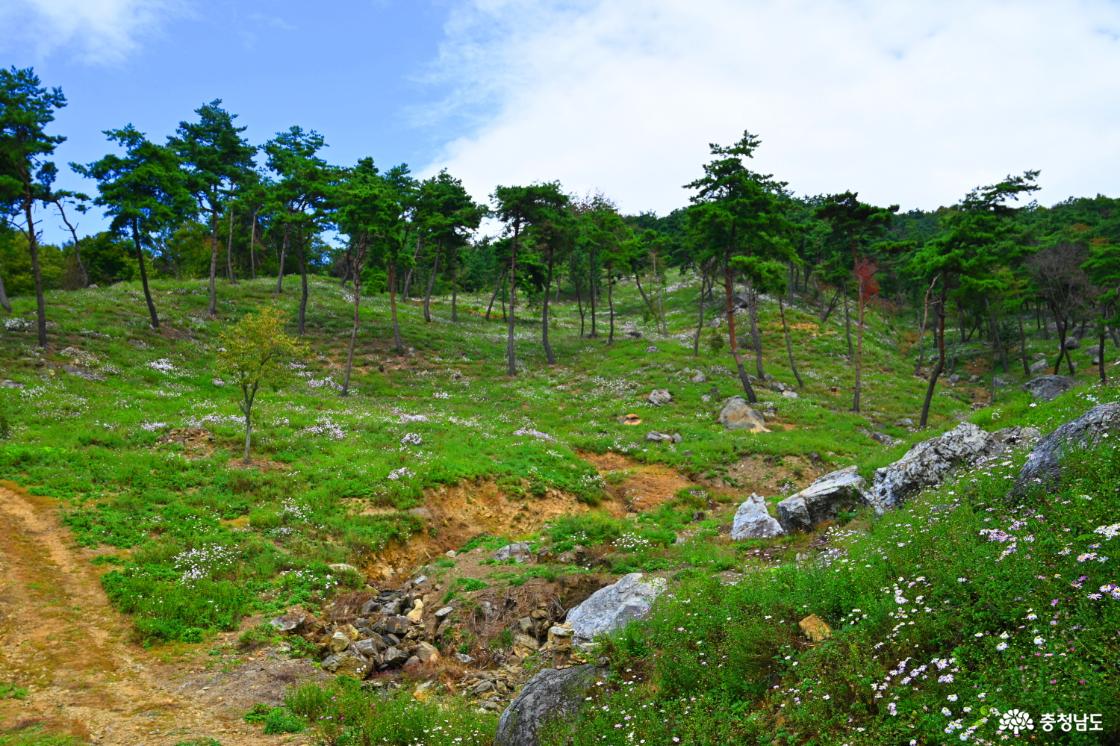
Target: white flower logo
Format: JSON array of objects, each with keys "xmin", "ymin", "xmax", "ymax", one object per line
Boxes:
[{"xmin": 998, "ymin": 709, "xmax": 1034, "ymax": 736}]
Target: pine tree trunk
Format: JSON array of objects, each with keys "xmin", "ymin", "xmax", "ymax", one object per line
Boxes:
[
  {"xmin": 542, "ymin": 247, "xmax": 555, "ymax": 365},
  {"xmin": 131, "ymin": 220, "xmax": 160, "ymax": 330},
  {"xmin": 1018, "ymin": 314, "xmax": 1030, "ymax": 376},
  {"xmin": 451, "ymin": 254, "xmax": 459, "ymax": 323},
  {"xmin": 919, "ymin": 282, "xmax": 947, "ymax": 429},
  {"xmin": 634, "ymin": 269, "xmax": 656, "ymax": 323},
  {"xmin": 506, "ymin": 225, "xmax": 519, "ymax": 376},
  {"xmin": 747, "ymin": 285, "xmax": 765, "ymax": 380},
  {"xmin": 1099, "ymin": 323, "xmax": 1108, "ymax": 384},
  {"xmin": 388, "ymin": 261, "xmax": 403, "ymax": 353},
  {"xmin": 607, "ymin": 272, "xmax": 615, "ymax": 345},
  {"xmin": 819, "ymin": 287, "xmax": 840, "ymax": 323},
  {"xmin": 342, "ymin": 241, "xmax": 364, "ymax": 396},
  {"xmin": 724, "ymin": 254, "xmax": 757, "ymax": 403},
  {"xmin": 275, "ymin": 225, "xmax": 288, "ymax": 294},
  {"xmin": 853, "ymin": 279, "xmax": 865, "ymax": 412},
  {"xmin": 402, "ymin": 236, "xmax": 421, "ymax": 299},
  {"xmin": 23, "ymin": 198, "xmax": 48, "ymax": 347},
  {"xmin": 422, "ymin": 247, "xmax": 439, "ymax": 323},
  {"xmin": 208, "ymin": 208, "xmax": 219, "ymax": 316},
  {"xmin": 589, "ymin": 250, "xmax": 598, "ymax": 338},
  {"xmin": 485, "ymin": 268, "xmax": 506, "ymax": 320},
  {"xmin": 779, "ymin": 297, "xmax": 804, "ymax": 388},
  {"xmin": 693, "ymin": 270, "xmax": 707, "ymax": 357},
  {"xmin": 842, "ymin": 292, "xmax": 853, "ymax": 358},
  {"xmin": 226, "ymin": 208, "xmax": 236, "ymax": 283},
  {"xmin": 575, "ymin": 280, "xmax": 585, "ymax": 337},
  {"xmin": 0, "ymin": 273, "xmax": 10, "ymax": 313},
  {"xmin": 249, "ymin": 208, "xmax": 258, "ymax": 280},
  {"xmin": 297, "ymin": 230, "xmax": 308, "ymax": 335}
]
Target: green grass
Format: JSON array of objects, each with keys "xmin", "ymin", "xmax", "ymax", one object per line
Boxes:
[
  {"xmin": 0, "ymin": 683, "xmax": 28, "ymax": 700},
  {"xmin": 0, "ymin": 272, "xmax": 1100, "ymax": 646},
  {"xmin": 542, "ymin": 388, "xmax": 1120, "ymax": 745}
]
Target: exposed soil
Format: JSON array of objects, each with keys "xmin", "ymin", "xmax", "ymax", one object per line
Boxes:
[
  {"xmin": 363, "ymin": 453, "xmax": 699, "ymax": 582},
  {"xmin": 718, "ymin": 453, "xmax": 821, "ymax": 495},
  {"xmin": 0, "ymin": 482, "xmax": 307, "ymax": 745}
]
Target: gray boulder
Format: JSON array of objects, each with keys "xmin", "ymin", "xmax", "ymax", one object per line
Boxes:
[
  {"xmin": 1023, "ymin": 375, "xmax": 1076, "ymax": 402},
  {"xmin": 494, "ymin": 542, "xmax": 533, "ymax": 563},
  {"xmin": 868, "ymin": 423, "xmax": 1030, "ymax": 511},
  {"xmin": 1016, "ymin": 402, "xmax": 1120, "ymax": 490},
  {"xmin": 719, "ymin": 397, "xmax": 768, "ymax": 432},
  {"xmin": 776, "ymin": 466, "xmax": 868, "ymax": 533},
  {"xmin": 1029, "ymin": 358, "xmax": 1050, "ymax": 375},
  {"xmin": 648, "ymin": 389, "xmax": 672, "ymax": 406},
  {"xmin": 566, "ymin": 573, "xmax": 667, "ymax": 642},
  {"xmin": 730, "ymin": 493, "xmax": 784, "ymax": 539},
  {"xmin": 495, "ymin": 665, "xmax": 602, "ymax": 746}
]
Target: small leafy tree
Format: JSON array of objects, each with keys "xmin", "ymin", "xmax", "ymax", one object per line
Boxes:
[{"xmin": 218, "ymin": 307, "xmax": 305, "ymax": 463}]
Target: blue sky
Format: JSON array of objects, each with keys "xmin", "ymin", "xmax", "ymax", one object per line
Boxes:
[{"xmin": 3, "ymin": 0, "xmax": 1120, "ymax": 243}]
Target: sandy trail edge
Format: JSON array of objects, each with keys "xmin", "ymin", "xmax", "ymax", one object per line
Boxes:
[{"xmin": 0, "ymin": 481, "xmax": 291, "ymax": 745}]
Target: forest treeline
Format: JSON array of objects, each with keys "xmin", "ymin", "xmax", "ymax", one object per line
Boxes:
[{"xmin": 2, "ymin": 66, "xmax": 1118, "ymax": 426}]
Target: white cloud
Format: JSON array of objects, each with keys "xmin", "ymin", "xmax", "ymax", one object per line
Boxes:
[
  {"xmin": 0, "ymin": 0, "xmax": 184, "ymax": 65},
  {"xmin": 423, "ymin": 0, "xmax": 1120, "ymax": 214}
]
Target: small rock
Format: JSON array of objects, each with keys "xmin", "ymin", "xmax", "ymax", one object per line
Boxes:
[
  {"xmin": 406, "ymin": 599, "xmax": 424, "ymax": 623},
  {"xmin": 782, "ymin": 389, "xmax": 799, "ymax": 399},
  {"xmin": 322, "ymin": 650, "xmax": 372, "ymax": 677},
  {"xmin": 435, "ymin": 606, "xmax": 454, "ymax": 619},
  {"xmin": 718, "ymin": 397, "xmax": 768, "ymax": 432},
  {"xmin": 620, "ymin": 413, "xmax": 642, "ymax": 426},
  {"xmin": 1023, "ymin": 375, "xmax": 1075, "ymax": 402},
  {"xmin": 328, "ymin": 630, "xmax": 351, "ymax": 653},
  {"xmin": 494, "ymin": 542, "xmax": 533, "ymax": 563},
  {"xmin": 647, "ymin": 389, "xmax": 672, "ymax": 406},
  {"xmin": 730, "ymin": 493, "xmax": 784, "ymax": 540},
  {"xmin": 269, "ymin": 612, "xmax": 306, "ymax": 633},
  {"xmin": 513, "ymin": 633, "xmax": 539, "ymax": 657},
  {"xmin": 382, "ymin": 646, "xmax": 408, "ymax": 668},
  {"xmin": 455, "ymin": 652, "xmax": 475, "ymax": 665},
  {"xmin": 416, "ymin": 641, "xmax": 441, "ymax": 664},
  {"xmin": 328, "ymin": 562, "xmax": 359, "ymax": 575},
  {"xmin": 798, "ymin": 614, "xmax": 832, "ymax": 642},
  {"xmin": 690, "ymin": 371, "xmax": 707, "ymax": 383}
]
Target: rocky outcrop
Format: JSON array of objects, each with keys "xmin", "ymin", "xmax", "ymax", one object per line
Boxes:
[
  {"xmin": 776, "ymin": 466, "xmax": 868, "ymax": 532},
  {"xmin": 1016, "ymin": 402, "xmax": 1120, "ymax": 491},
  {"xmin": 867, "ymin": 423, "xmax": 1040, "ymax": 511},
  {"xmin": 565, "ymin": 573, "xmax": 667, "ymax": 642},
  {"xmin": 1023, "ymin": 375, "xmax": 1075, "ymax": 402},
  {"xmin": 495, "ymin": 665, "xmax": 602, "ymax": 746},
  {"xmin": 730, "ymin": 493, "xmax": 784, "ymax": 539},
  {"xmin": 868, "ymin": 424, "xmax": 989, "ymax": 511},
  {"xmin": 719, "ymin": 397, "xmax": 768, "ymax": 432}
]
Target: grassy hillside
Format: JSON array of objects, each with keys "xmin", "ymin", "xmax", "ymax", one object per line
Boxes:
[{"xmin": 1, "ymin": 274, "xmax": 1115, "ymax": 744}]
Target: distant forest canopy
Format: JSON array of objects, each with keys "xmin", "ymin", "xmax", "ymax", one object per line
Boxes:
[{"xmin": 3, "ymin": 66, "xmax": 1119, "ymax": 424}]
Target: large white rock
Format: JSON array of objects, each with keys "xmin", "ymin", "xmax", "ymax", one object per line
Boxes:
[
  {"xmin": 730, "ymin": 493, "xmax": 784, "ymax": 539},
  {"xmin": 867, "ymin": 423, "xmax": 1036, "ymax": 512},
  {"xmin": 565, "ymin": 573, "xmax": 667, "ymax": 642}
]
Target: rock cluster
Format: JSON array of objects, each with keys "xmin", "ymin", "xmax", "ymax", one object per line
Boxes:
[{"xmin": 1022, "ymin": 375, "xmax": 1076, "ymax": 402}]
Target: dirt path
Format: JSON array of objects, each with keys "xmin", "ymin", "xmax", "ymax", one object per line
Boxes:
[{"xmin": 0, "ymin": 482, "xmax": 299, "ymax": 745}]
